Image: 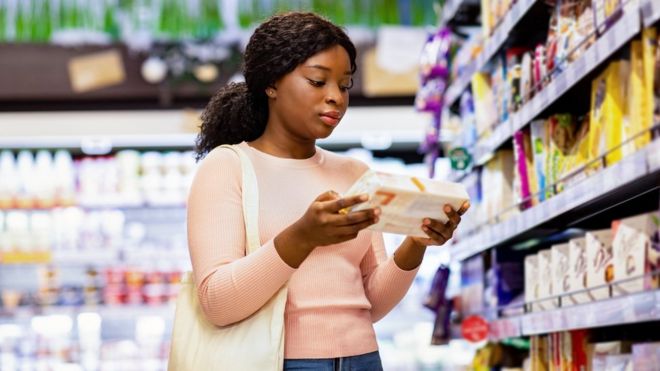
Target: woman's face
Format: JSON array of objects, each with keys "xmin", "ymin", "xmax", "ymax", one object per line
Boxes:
[{"xmin": 269, "ymin": 44, "xmax": 352, "ymax": 140}]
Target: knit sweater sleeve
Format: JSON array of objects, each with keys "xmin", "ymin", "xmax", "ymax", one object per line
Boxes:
[
  {"xmin": 187, "ymin": 147, "xmax": 296, "ymax": 326},
  {"xmin": 359, "ymin": 232, "xmax": 419, "ymax": 322}
]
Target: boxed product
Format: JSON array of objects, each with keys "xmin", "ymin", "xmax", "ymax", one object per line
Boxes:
[
  {"xmin": 611, "ymin": 211, "xmax": 660, "ymax": 296},
  {"xmin": 342, "ymin": 170, "xmax": 470, "ymax": 238},
  {"xmin": 568, "ymin": 237, "xmax": 591, "ymax": 305},
  {"xmin": 571, "ymin": 330, "xmax": 591, "ymax": 371},
  {"xmin": 551, "ymin": 243, "xmax": 571, "ymax": 302},
  {"xmin": 641, "ymin": 27, "xmax": 658, "ymax": 148},
  {"xmin": 586, "ymin": 229, "xmax": 614, "ymax": 301},
  {"xmin": 537, "ymin": 249, "xmax": 556, "ymax": 310},
  {"xmin": 525, "ymin": 254, "xmax": 539, "ymax": 311},
  {"xmin": 513, "ymin": 128, "xmax": 538, "ymax": 209},
  {"xmin": 589, "ymin": 61, "xmax": 627, "ymax": 166},
  {"xmin": 632, "ymin": 342, "xmax": 660, "ymax": 370},
  {"xmin": 481, "ymin": 150, "xmax": 516, "ymax": 222},
  {"xmin": 530, "ymin": 120, "xmax": 549, "ymax": 202},
  {"xmin": 472, "ymin": 72, "xmax": 497, "ymax": 137},
  {"xmin": 530, "ymin": 335, "xmax": 549, "ymax": 371},
  {"xmin": 623, "ymin": 40, "xmax": 645, "ymax": 157}
]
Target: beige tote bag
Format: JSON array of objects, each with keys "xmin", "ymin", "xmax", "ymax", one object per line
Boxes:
[{"xmin": 168, "ymin": 145, "xmax": 288, "ymax": 371}]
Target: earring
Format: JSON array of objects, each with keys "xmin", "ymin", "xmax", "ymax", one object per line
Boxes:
[{"xmin": 266, "ymin": 89, "xmax": 275, "ymax": 97}]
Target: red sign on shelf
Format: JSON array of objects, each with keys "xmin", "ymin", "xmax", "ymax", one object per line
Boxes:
[{"xmin": 461, "ymin": 315, "xmax": 490, "ymax": 343}]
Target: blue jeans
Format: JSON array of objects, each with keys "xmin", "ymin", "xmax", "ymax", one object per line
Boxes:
[{"xmin": 283, "ymin": 350, "xmax": 383, "ymax": 371}]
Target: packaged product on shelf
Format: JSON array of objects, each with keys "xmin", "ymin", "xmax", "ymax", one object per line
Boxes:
[
  {"xmin": 592, "ymin": 0, "xmax": 622, "ymax": 35},
  {"xmin": 530, "ymin": 335, "xmax": 550, "ymax": 371},
  {"xmin": 623, "ymin": 40, "xmax": 645, "ymax": 157},
  {"xmin": 553, "ymin": 0, "xmax": 579, "ymax": 75},
  {"xmin": 461, "ymin": 254, "xmax": 485, "ymax": 316},
  {"xmin": 585, "ymin": 229, "xmax": 614, "ymax": 301},
  {"xmin": 530, "ymin": 120, "xmax": 549, "ymax": 202},
  {"xmin": 611, "ymin": 211, "xmax": 660, "ymax": 296},
  {"xmin": 524, "ymin": 254, "xmax": 540, "ymax": 311},
  {"xmin": 481, "ymin": 0, "xmax": 495, "ymax": 36},
  {"xmin": 547, "ymin": 114, "xmax": 576, "ymax": 194},
  {"xmin": 491, "ymin": 248, "xmax": 525, "ymax": 311},
  {"xmin": 481, "ymin": 150, "xmax": 516, "ymax": 222},
  {"xmin": 641, "ymin": 28, "xmax": 658, "ymax": 145},
  {"xmin": 533, "ymin": 44, "xmax": 548, "ymax": 91},
  {"xmin": 589, "ymin": 61, "xmax": 627, "ymax": 166},
  {"xmin": 570, "ymin": 0, "xmax": 596, "ymax": 61},
  {"xmin": 492, "ymin": 53, "xmax": 509, "ymax": 123},
  {"xmin": 537, "ymin": 249, "xmax": 556, "ymax": 310},
  {"xmin": 591, "ymin": 341, "xmax": 633, "ymax": 370},
  {"xmin": 571, "ymin": 330, "xmax": 591, "ymax": 371},
  {"xmin": 513, "ymin": 128, "xmax": 538, "ymax": 209},
  {"xmin": 632, "ymin": 342, "xmax": 660, "ymax": 370},
  {"xmin": 520, "ymin": 51, "xmax": 534, "ymax": 104},
  {"xmin": 551, "ymin": 243, "xmax": 571, "ymax": 303},
  {"xmin": 568, "ymin": 237, "xmax": 591, "ymax": 305},
  {"xmin": 472, "ymin": 72, "xmax": 497, "ymax": 137},
  {"xmin": 506, "ymin": 48, "xmax": 529, "ymax": 112},
  {"xmin": 341, "ymin": 170, "xmax": 469, "ymax": 237}
]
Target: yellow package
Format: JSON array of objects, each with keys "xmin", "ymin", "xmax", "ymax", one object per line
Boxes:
[
  {"xmin": 640, "ymin": 27, "xmax": 658, "ymax": 148},
  {"xmin": 472, "ymin": 72, "xmax": 497, "ymax": 137},
  {"xmin": 606, "ymin": 61, "xmax": 629, "ymax": 165},
  {"xmin": 625, "ymin": 40, "xmax": 645, "ymax": 155},
  {"xmin": 589, "ymin": 62, "xmax": 627, "ymax": 166}
]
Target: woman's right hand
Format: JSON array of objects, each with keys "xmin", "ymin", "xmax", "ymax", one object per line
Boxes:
[
  {"xmin": 295, "ymin": 191, "xmax": 380, "ymax": 249},
  {"xmin": 274, "ymin": 191, "xmax": 380, "ymax": 267}
]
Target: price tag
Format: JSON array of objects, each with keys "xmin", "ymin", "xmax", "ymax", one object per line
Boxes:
[
  {"xmin": 68, "ymin": 49, "xmax": 126, "ymax": 93},
  {"xmin": 462, "ymin": 315, "xmax": 490, "ymax": 343}
]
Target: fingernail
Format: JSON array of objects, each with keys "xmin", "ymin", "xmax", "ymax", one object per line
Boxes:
[
  {"xmin": 360, "ymin": 194, "xmax": 368, "ymax": 201},
  {"xmin": 422, "ymin": 226, "xmax": 428, "ymax": 231},
  {"xmin": 374, "ymin": 208, "xmax": 381, "ymax": 216},
  {"xmin": 444, "ymin": 205, "xmax": 452, "ymax": 213},
  {"xmin": 423, "ymin": 219, "xmax": 431, "ymax": 225}
]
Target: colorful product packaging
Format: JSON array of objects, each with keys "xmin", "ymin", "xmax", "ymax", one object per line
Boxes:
[
  {"xmin": 530, "ymin": 120, "xmax": 549, "ymax": 202},
  {"xmin": 537, "ymin": 249, "xmax": 556, "ymax": 310},
  {"xmin": 568, "ymin": 237, "xmax": 591, "ymax": 305},
  {"xmin": 551, "ymin": 243, "xmax": 571, "ymax": 305},
  {"xmin": 585, "ymin": 229, "xmax": 614, "ymax": 301},
  {"xmin": 525, "ymin": 254, "xmax": 539, "ymax": 312},
  {"xmin": 611, "ymin": 211, "xmax": 660, "ymax": 296}
]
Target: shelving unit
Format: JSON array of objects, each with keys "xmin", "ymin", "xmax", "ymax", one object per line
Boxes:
[
  {"xmin": 434, "ymin": 0, "xmax": 660, "ymax": 363},
  {"xmin": 470, "ymin": 2, "xmax": 642, "ymax": 165},
  {"xmin": 452, "ymin": 137, "xmax": 660, "ymax": 262},
  {"xmin": 443, "ymin": 0, "xmax": 538, "ymax": 108},
  {"xmin": 488, "ymin": 289, "xmax": 660, "ymax": 340}
]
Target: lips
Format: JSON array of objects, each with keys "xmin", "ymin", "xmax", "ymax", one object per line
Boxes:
[{"xmin": 319, "ymin": 111, "xmax": 341, "ymax": 127}]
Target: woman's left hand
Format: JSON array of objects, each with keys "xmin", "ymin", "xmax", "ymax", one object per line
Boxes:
[{"xmin": 409, "ymin": 201, "xmax": 470, "ymax": 248}]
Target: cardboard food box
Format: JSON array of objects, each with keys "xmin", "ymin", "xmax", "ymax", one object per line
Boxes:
[
  {"xmin": 568, "ymin": 237, "xmax": 591, "ymax": 305},
  {"xmin": 586, "ymin": 229, "xmax": 614, "ymax": 301},
  {"xmin": 342, "ymin": 170, "xmax": 469, "ymax": 238},
  {"xmin": 551, "ymin": 243, "xmax": 571, "ymax": 303},
  {"xmin": 525, "ymin": 254, "xmax": 539, "ymax": 311},
  {"xmin": 537, "ymin": 249, "xmax": 556, "ymax": 310},
  {"xmin": 612, "ymin": 211, "xmax": 660, "ymax": 296}
]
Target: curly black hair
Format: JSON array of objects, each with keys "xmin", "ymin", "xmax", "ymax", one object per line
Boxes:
[{"xmin": 195, "ymin": 12, "xmax": 357, "ymax": 160}]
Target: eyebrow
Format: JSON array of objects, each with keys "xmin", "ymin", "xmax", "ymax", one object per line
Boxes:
[{"xmin": 304, "ymin": 65, "xmax": 352, "ymax": 75}]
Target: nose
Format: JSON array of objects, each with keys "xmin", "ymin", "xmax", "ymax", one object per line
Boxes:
[{"xmin": 325, "ymin": 84, "xmax": 345, "ymax": 107}]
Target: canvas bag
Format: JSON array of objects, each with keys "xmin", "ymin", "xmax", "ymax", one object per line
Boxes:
[{"xmin": 168, "ymin": 144, "xmax": 288, "ymax": 371}]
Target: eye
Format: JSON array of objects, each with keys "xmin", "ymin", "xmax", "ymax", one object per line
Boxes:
[
  {"xmin": 307, "ymin": 79, "xmax": 325, "ymax": 87},
  {"xmin": 340, "ymin": 78, "xmax": 354, "ymax": 92}
]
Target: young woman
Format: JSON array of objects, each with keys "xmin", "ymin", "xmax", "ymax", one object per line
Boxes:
[{"xmin": 188, "ymin": 12, "xmax": 469, "ymax": 370}]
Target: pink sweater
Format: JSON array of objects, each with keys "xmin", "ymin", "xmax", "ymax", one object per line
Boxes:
[{"xmin": 187, "ymin": 142, "xmax": 419, "ymax": 359}]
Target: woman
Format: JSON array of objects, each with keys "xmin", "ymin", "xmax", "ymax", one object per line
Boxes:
[{"xmin": 188, "ymin": 12, "xmax": 469, "ymax": 370}]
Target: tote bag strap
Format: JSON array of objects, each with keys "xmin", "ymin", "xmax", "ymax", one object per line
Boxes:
[{"xmin": 219, "ymin": 144, "xmax": 261, "ymax": 255}]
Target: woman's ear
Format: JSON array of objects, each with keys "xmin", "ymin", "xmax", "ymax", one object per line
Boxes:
[{"xmin": 265, "ymin": 85, "xmax": 277, "ymax": 98}]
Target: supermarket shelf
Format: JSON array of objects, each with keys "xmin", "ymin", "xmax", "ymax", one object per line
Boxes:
[
  {"xmin": 444, "ymin": 0, "xmax": 538, "ymax": 107},
  {"xmin": 0, "ymin": 106, "xmax": 427, "ymax": 152},
  {"xmin": 0, "ymin": 248, "xmax": 190, "ymax": 266},
  {"xmin": 451, "ymin": 139, "xmax": 660, "ymax": 262},
  {"xmin": 1, "ymin": 303, "xmax": 175, "ymax": 322},
  {"xmin": 511, "ymin": 8, "xmax": 641, "ymax": 133},
  {"xmin": 641, "ymin": 0, "xmax": 660, "ymax": 26},
  {"xmin": 488, "ymin": 290, "xmax": 660, "ymax": 340},
  {"xmin": 469, "ymin": 7, "xmax": 641, "ymax": 167}
]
